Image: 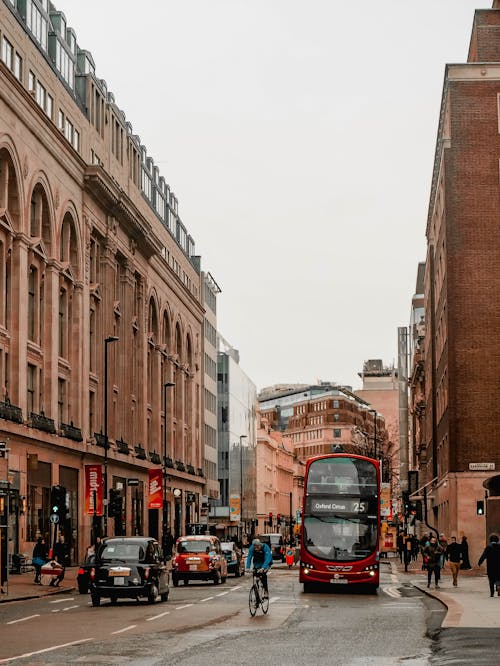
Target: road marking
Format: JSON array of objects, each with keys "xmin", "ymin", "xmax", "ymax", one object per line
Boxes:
[
  {"xmin": 0, "ymin": 638, "xmax": 94, "ymax": 663},
  {"xmin": 229, "ymin": 585, "xmax": 242, "ymax": 591},
  {"xmin": 111, "ymin": 625, "xmax": 136, "ymax": 635},
  {"xmin": 175, "ymin": 604, "xmax": 193, "ymax": 610},
  {"xmin": 62, "ymin": 605, "xmax": 79, "ymax": 611},
  {"xmin": 269, "ymin": 596, "xmax": 280, "ymax": 603},
  {"xmin": 49, "ymin": 597, "xmax": 74, "ymax": 604},
  {"xmin": 51, "ymin": 609, "xmax": 61, "ymax": 613},
  {"xmin": 146, "ymin": 611, "xmax": 170, "ymax": 622},
  {"xmin": 200, "ymin": 597, "xmax": 213, "ymax": 602},
  {"xmin": 216, "ymin": 591, "xmax": 229, "ymax": 596},
  {"xmin": 6, "ymin": 614, "xmax": 40, "ymax": 625}
]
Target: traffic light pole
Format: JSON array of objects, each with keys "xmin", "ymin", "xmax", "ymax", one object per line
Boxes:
[{"xmin": 104, "ymin": 336, "xmax": 119, "ymax": 537}]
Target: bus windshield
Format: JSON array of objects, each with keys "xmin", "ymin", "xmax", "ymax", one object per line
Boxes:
[{"xmin": 304, "ymin": 456, "xmax": 378, "ymax": 562}]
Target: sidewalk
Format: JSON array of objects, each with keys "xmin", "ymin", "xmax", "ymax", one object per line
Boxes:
[
  {"xmin": 392, "ymin": 558, "xmax": 500, "ymax": 629},
  {"xmin": 0, "ymin": 567, "xmax": 77, "ymax": 603}
]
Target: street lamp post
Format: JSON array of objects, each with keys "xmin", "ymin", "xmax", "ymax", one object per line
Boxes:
[
  {"xmin": 368, "ymin": 409, "xmax": 377, "ymax": 459},
  {"xmin": 162, "ymin": 382, "xmax": 175, "ymax": 555},
  {"xmin": 104, "ymin": 335, "xmax": 119, "ymax": 536},
  {"xmin": 239, "ymin": 435, "xmax": 247, "ymax": 541}
]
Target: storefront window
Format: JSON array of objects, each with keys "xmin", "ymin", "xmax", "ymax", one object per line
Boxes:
[{"xmin": 27, "ymin": 460, "xmax": 51, "ymax": 542}]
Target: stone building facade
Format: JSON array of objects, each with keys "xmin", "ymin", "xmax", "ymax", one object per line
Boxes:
[
  {"xmin": 414, "ymin": 2, "xmax": 500, "ymax": 563},
  {"xmin": 0, "ymin": 0, "xmax": 205, "ymax": 564}
]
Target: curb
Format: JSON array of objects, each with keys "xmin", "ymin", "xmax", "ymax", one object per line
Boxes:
[{"xmin": 0, "ymin": 585, "xmax": 76, "ymax": 604}]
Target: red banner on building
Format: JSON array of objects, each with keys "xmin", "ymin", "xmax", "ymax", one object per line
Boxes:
[
  {"xmin": 85, "ymin": 464, "xmax": 103, "ymax": 516},
  {"xmin": 148, "ymin": 469, "xmax": 163, "ymax": 509}
]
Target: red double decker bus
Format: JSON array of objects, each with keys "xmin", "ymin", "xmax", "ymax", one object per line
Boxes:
[{"xmin": 299, "ymin": 453, "xmax": 380, "ymax": 592}]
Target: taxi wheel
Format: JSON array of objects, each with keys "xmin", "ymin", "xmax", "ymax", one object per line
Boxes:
[
  {"xmin": 235, "ymin": 568, "xmax": 241, "ymax": 578},
  {"xmin": 183, "ymin": 578, "xmax": 189, "ymax": 586},
  {"xmin": 221, "ymin": 576, "xmax": 227, "ymax": 584},
  {"xmin": 148, "ymin": 585, "xmax": 158, "ymax": 603},
  {"xmin": 110, "ymin": 596, "xmax": 117, "ymax": 605}
]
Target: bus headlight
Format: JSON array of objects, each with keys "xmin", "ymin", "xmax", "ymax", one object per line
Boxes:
[{"xmin": 300, "ymin": 562, "xmax": 315, "ymax": 570}]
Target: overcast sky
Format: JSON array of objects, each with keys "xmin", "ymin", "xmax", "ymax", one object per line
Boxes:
[{"xmin": 61, "ymin": 0, "xmax": 482, "ymax": 391}]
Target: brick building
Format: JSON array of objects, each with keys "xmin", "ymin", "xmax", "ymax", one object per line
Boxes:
[
  {"xmin": 0, "ymin": 0, "xmax": 207, "ymax": 565},
  {"xmin": 414, "ymin": 1, "xmax": 500, "ymax": 562}
]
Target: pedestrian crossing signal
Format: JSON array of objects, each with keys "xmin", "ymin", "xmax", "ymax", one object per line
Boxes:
[{"xmin": 476, "ymin": 500, "xmax": 485, "ymax": 515}]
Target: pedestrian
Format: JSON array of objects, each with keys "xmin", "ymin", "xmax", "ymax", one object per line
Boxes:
[
  {"xmin": 420, "ymin": 533, "xmax": 429, "ymax": 570},
  {"xmin": 477, "ymin": 534, "xmax": 500, "ymax": 597},
  {"xmin": 32, "ymin": 537, "xmax": 48, "ymax": 584},
  {"xmin": 397, "ymin": 532, "xmax": 404, "ymax": 564},
  {"xmin": 460, "ymin": 536, "xmax": 472, "ymax": 570},
  {"xmin": 411, "ymin": 535, "xmax": 420, "ymax": 562},
  {"xmin": 404, "ymin": 533, "xmax": 412, "ymax": 572},
  {"xmin": 445, "ymin": 536, "xmax": 463, "ymax": 587},
  {"xmin": 438, "ymin": 533, "xmax": 448, "ymax": 570},
  {"xmin": 51, "ymin": 534, "xmax": 69, "ymax": 587},
  {"xmin": 423, "ymin": 535, "xmax": 443, "ymax": 589},
  {"xmin": 85, "ymin": 536, "xmax": 101, "ymax": 564},
  {"xmin": 163, "ymin": 532, "xmax": 174, "ymax": 559}
]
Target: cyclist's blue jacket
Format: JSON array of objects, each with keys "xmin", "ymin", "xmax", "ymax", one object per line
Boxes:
[{"xmin": 246, "ymin": 542, "xmax": 273, "ymax": 570}]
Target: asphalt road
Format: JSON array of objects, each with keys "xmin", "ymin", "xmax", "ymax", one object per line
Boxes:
[{"xmin": 0, "ymin": 562, "xmax": 443, "ymax": 665}]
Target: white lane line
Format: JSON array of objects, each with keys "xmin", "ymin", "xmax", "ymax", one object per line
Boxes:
[
  {"xmin": 62, "ymin": 605, "xmax": 79, "ymax": 612},
  {"xmin": 111, "ymin": 625, "xmax": 136, "ymax": 635},
  {"xmin": 6, "ymin": 614, "xmax": 40, "ymax": 625},
  {"xmin": 216, "ymin": 591, "xmax": 229, "ymax": 597},
  {"xmin": 269, "ymin": 596, "xmax": 280, "ymax": 603},
  {"xmin": 200, "ymin": 597, "xmax": 214, "ymax": 602},
  {"xmin": 229, "ymin": 585, "xmax": 242, "ymax": 591},
  {"xmin": 51, "ymin": 609, "xmax": 61, "ymax": 613},
  {"xmin": 49, "ymin": 597, "xmax": 74, "ymax": 604},
  {"xmin": 175, "ymin": 604, "xmax": 193, "ymax": 610},
  {"xmin": 0, "ymin": 638, "xmax": 94, "ymax": 663},
  {"xmin": 146, "ymin": 611, "xmax": 170, "ymax": 622}
]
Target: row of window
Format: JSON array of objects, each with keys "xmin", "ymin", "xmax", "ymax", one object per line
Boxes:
[
  {"xmin": 1, "ymin": 35, "xmax": 22, "ymax": 81},
  {"xmin": 204, "ymin": 424, "xmax": 216, "ymax": 449},
  {"xmin": 204, "ymin": 388, "xmax": 217, "ymax": 415},
  {"xmin": 204, "ymin": 319, "xmax": 217, "ymax": 348},
  {"xmin": 204, "ymin": 353, "xmax": 217, "ymax": 381}
]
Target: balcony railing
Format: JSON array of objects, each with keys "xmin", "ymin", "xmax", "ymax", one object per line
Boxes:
[
  {"xmin": 175, "ymin": 460, "xmax": 186, "ymax": 472},
  {"xmin": 116, "ymin": 438, "xmax": 130, "ymax": 455},
  {"xmin": 149, "ymin": 451, "xmax": 161, "ymax": 465},
  {"xmin": 60, "ymin": 421, "xmax": 83, "ymax": 442},
  {"xmin": 186, "ymin": 464, "xmax": 195, "ymax": 475},
  {"xmin": 30, "ymin": 412, "xmax": 56, "ymax": 434},
  {"xmin": 165, "ymin": 456, "xmax": 174, "ymax": 468},
  {"xmin": 0, "ymin": 399, "xmax": 23, "ymax": 424},
  {"xmin": 94, "ymin": 432, "xmax": 109, "ymax": 450},
  {"xmin": 197, "ymin": 467, "xmax": 204, "ymax": 477},
  {"xmin": 134, "ymin": 445, "xmax": 147, "ymax": 460}
]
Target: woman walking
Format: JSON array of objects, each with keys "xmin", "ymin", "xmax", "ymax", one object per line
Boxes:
[{"xmin": 460, "ymin": 536, "xmax": 472, "ymax": 570}]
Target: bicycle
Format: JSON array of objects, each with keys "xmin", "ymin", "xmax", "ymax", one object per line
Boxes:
[{"xmin": 248, "ymin": 568, "xmax": 269, "ymax": 616}]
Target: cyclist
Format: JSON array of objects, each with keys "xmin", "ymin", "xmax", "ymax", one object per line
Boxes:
[{"xmin": 246, "ymin": 538, "xmax": 273, "ymax": 599}]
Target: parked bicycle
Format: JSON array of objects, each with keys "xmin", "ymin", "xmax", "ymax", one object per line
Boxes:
[{"xmin": 248, "ymin": 568, "xmax": 269, "ymax": 616}]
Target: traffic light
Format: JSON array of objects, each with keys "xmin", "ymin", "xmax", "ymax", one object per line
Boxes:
[
  {"xmin": 402, "ymin": 491, "xmax": 410, "ymax": 515},
  {"xmin": 108, "ymin": 489, "xmax": 122, "ymax": 518},
  {"xmin": 476, "ymin": 500, "xmax": 485, "ymax": 515},
  {"xmin": 50, "ymin": 485, "xmax": 67, "ymax": 520},
  {"xmin": 277, "ymin": 513, "xmax": 282, "ymax": 526}
]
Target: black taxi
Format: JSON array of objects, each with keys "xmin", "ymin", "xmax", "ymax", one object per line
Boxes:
[{"xmin": 89, "ymin": 537, "xmax": 169, "ymax": 606}]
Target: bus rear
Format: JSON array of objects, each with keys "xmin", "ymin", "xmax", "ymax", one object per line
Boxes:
[{"xmin": 299, "ymin": 454, "xmax": 380, "ymax": 591}]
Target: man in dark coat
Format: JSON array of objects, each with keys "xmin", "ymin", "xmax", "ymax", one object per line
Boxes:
[
  {"xmin": 478, "ymin": 534, "xmax": 500, "ymax": 597},
  {"xmin": 423, "ymin": 536, "xmax": 443, "ymax": 588}
]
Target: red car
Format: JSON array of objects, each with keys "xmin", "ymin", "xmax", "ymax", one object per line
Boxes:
[{"xmin": 172, "ymin": 535, "xmax": 228, "ymax": 586}]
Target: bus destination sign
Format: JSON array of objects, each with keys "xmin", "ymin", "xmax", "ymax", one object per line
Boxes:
[{"xmin": 307, "ymin": 497, "xmax": 369, "ymax": 514}]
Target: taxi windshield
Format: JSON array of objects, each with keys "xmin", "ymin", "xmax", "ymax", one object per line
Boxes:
[{"xmin": 177, "ymin": 540, "xmax": 212, "ymax": 554}]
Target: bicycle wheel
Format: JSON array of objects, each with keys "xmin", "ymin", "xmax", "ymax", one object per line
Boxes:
[
  {"xmin": 257, "ymin": 580, "xmax": 269, "ymax": 614},
  {"xmin": 249, "ymin": 584, "xmax": 258, "ymax": 616}
]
